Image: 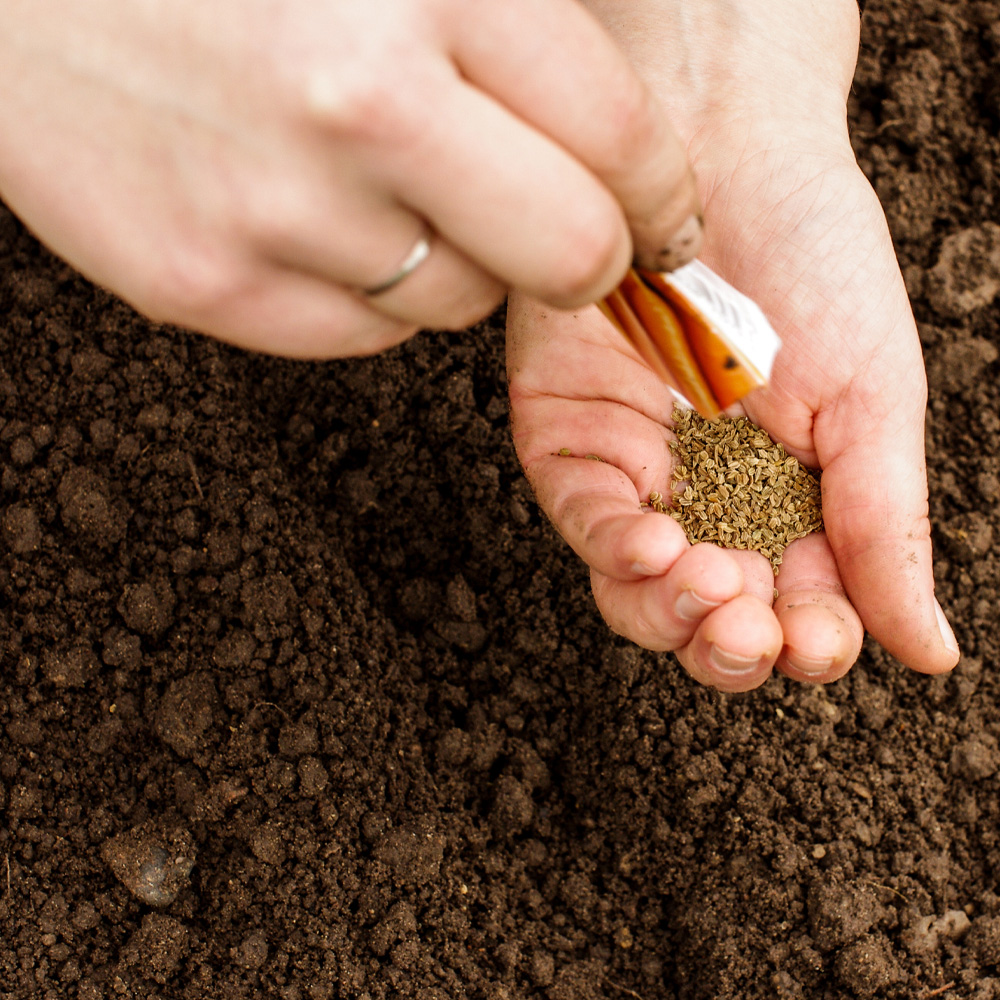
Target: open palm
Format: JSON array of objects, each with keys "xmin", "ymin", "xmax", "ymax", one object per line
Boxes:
[{"xmin": 507, "ymin": 120, "xmax": 958, "ymax": 691}]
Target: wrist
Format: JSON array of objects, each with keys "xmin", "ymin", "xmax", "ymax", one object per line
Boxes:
[{"xmin": 583, "ymin": 0, "xmax": 860, "ymax": 146}]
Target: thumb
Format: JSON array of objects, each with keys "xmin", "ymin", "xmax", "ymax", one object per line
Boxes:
[{"xmin": 817, "ymin": 375, "xmax": 959, "ymax": 674}]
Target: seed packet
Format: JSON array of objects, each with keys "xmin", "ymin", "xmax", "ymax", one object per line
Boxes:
[{"xmin": 599, "ymin": 260, "xmax": 782, "ymax": 419}]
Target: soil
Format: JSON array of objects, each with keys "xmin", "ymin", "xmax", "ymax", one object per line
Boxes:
[{"xmin": 2, "ymin": 1, "xmax": 1000, "ymax": 998}]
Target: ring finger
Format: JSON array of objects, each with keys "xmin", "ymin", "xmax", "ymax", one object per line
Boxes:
[
  {"xmin": 359, "ymin": 220, "xmax": 507, "ymax": 330},
  {"xmin": 244, "ymin": 181, "xmax": 506, "ymax": 331}
]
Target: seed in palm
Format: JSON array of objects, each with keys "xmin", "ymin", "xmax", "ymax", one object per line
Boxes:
[{"xmin": 648, "ymin": 405, "xmax": 823, "ymax": 572}]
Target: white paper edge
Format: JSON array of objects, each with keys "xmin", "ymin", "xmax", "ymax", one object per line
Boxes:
[{"xmin": 663, "ymin": 260, "xmax": 782, "ymax": 384}]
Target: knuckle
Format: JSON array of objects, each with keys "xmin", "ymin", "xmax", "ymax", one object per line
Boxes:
[
  {"xmin": 237, "ymin": 178, "xmax": 314, "ymax": 258},
  {"xmin": 301, "ymin": 60, "xmax": 427, "ymax": 147}
]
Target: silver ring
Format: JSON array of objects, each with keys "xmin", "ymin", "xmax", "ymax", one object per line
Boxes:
[{"xmin": 362, "ymin": 226, "xmax": 432, "ymax": 297}]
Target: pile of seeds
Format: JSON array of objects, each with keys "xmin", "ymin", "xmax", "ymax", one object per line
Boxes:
[{"xmin": 648, "ymin": 405, "xmax": 823, "ymax": 571}]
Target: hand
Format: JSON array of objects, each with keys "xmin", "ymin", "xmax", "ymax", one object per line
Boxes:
[
  {"xmin": 0, "ymin": 0, "xmax": 701, "ymax": 357},
  {"xmin": 507, "ymin": 0, "xmax": 959, "ymax": 690}
]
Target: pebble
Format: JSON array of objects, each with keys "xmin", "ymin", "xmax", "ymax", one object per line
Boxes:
[{"xmin": 101, "ymin": 822, "xmax": 196, "ymax": 906}]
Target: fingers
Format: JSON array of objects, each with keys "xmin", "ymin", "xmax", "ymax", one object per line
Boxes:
[
  {"xmin": 817, "ymin": 390, "xmax": 960, "ymax": 675},
  {"xmin": 593, "ymin": 553, "xmax": 781, "ymax": 693},
  {"xmin": 669, "ymin": 549, "xmax": 780, "ymax": 691},
  {"xmin": 362, "ymin": 234, "xmax": 507, "ymax": 330},
  {"xmin": 449, "ymin": 0, "xmax": 703, "ymax": 273},
  {"xmin": 591, "ymin": 543, "xmax": 746, "ymax": 651},
  {"xmin": 676, "ymin": 594, "xmax": 784, "ymax": 693},
  {"xmin": 163, "ymin": 261, "xmax": 416, "ymax": 359},
  {"xmin": 255, "ymin": 0, "xmax": 705, "ymax": 335},
  {"xmin": 507, "ymin": 293, "xmax": 789, "ymax": 694},
  {"xmin": 772, "ymin": 532, "xmax": 865, "ymax": 683},
  {"xmin": 372, "ymin": 70, "xmax": 633, "ymax": 307},
  {"xmin": 531, "ymin": 454, "xmax": 690, "ymax": 578},
  {"xmin": 238, "ymin": 178, "xmax": 508, "ymax": 332}
]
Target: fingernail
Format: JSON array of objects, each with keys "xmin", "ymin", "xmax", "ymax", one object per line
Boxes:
[
  {"xmin": 708, "ymin": 645, "xmax": 762, "ymax": 675},
  {"xmin": 675, "ymin": 589, "xmax": 722, "ymax": 622},
  {"xmin": 641, "ymin": 212, "xmax": 704, "ymax": 273},
  {"xmin": 934, "ymin": 598, "xmax": 960, "ymax": 658},
  {"xmin": 785, "ymin": 651, "xmax": 834, "ymax": 676},
  {"xmin": 630, "ymin": 561, "xmax": 661, "ymax": 577}
]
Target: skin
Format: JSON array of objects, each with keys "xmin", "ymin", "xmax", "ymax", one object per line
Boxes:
[
  {"xmin": 0, "ymin": 0, "xmax": 701, "ymax": 356},
  {"xmin": 507, "ymin": 0, "xmax": 960, "ymax": 691}
]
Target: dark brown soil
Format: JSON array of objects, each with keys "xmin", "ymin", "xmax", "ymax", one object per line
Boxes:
[{"xmin": 3, "ymin": 2, "xmax": 1000, "ymax": 997}]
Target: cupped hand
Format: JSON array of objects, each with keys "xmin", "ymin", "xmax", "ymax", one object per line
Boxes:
[
  {"xmin": 0, "ymin": 0, "xmax": 700, "ymax": 357},
  {"xmin": 506, "ymin": 0, "xmax": 959, "ymax": 690}
]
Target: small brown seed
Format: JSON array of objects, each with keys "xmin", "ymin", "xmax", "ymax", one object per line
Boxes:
[{"xmin": 656, "ymin": 405, "xmax": 823, "ymax": 572}]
